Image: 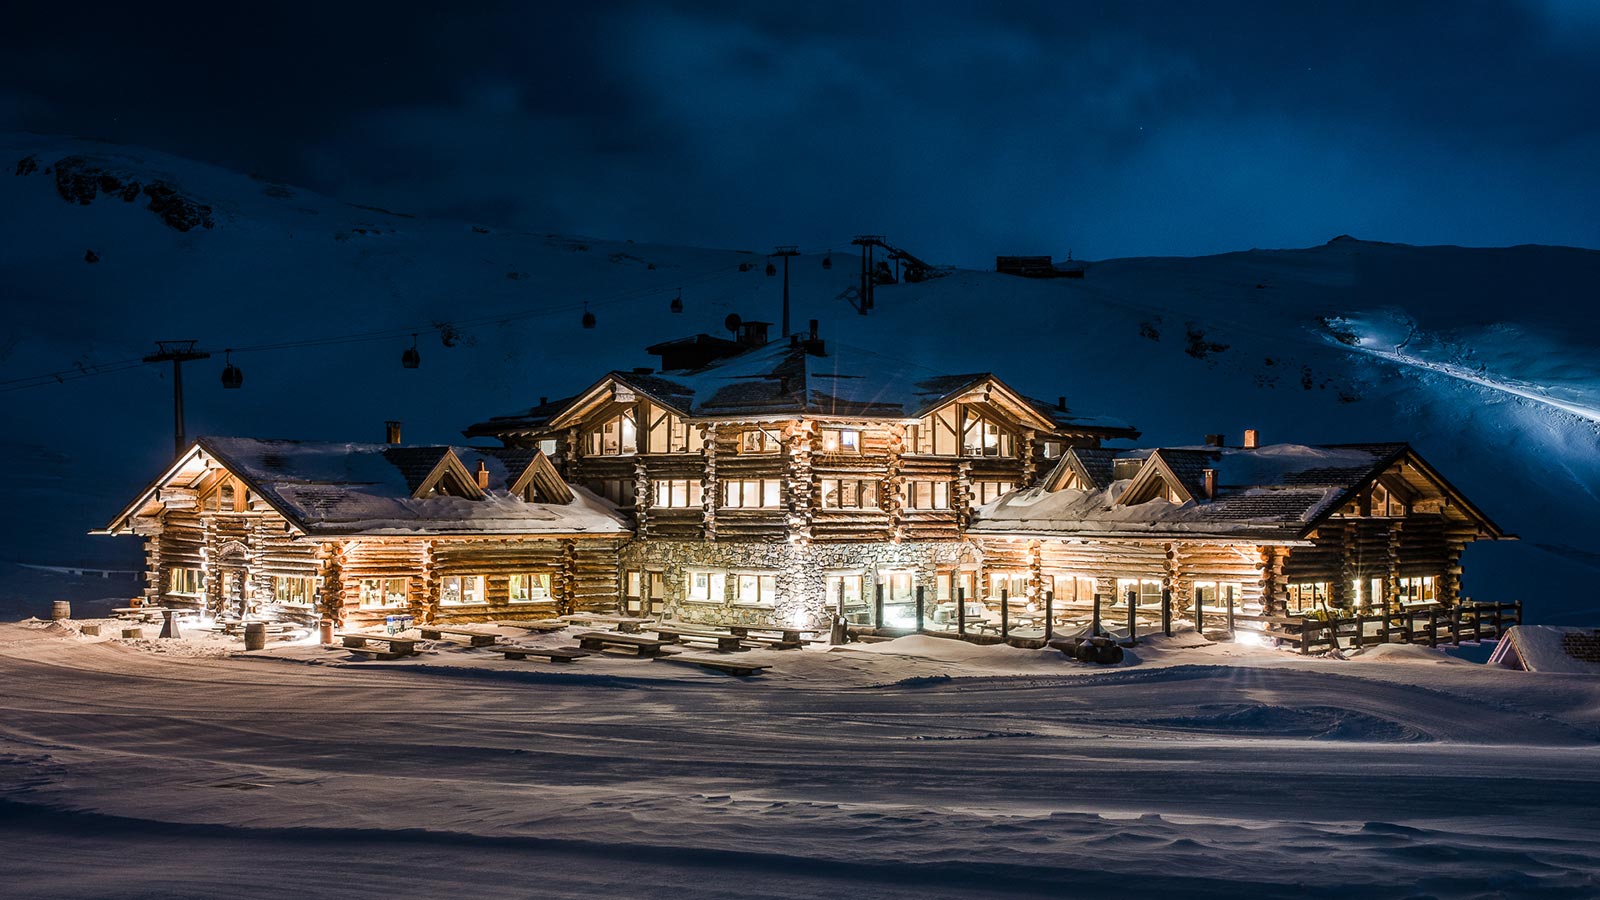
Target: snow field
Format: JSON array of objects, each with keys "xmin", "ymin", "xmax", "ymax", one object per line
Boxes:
[{"xmin": 1, "ymin": 621, "xmax": 1598, "ymax": 898}]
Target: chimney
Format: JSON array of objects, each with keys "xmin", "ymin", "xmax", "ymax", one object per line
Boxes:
[
  {"xmin": 384, "ymin": 420, "xmax": 402, "ymax": 445},
  {"xmin": 1204, "ymin": 434, "xmax": 1224, "ymax": 447},
  {"xmin": 809, "ymin": 319, "xmax": 818, "ymax": 340},
  {"xmin": 539, "ymin": 396, "xmax": 548, "ymax": 407},
  {"xmin": 801, "ymin": 319, "xmax": 827, "ymax": 356},
  {"xmin": 475, "ymin": 459, "xmax": 490, "ymax": 490},
  {"xmin": 1202, "ymin": 467, "xmax": 1217, "ymax": 499},
  {"xmin": 1243, "ymin": 428, "xmax": 1260, "ymax": 449},
  {"xmin": 1057, "ymin": 396, "xmax": 1067, "ymax": 411}
]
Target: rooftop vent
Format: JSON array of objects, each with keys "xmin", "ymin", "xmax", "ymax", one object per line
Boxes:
[
  {"xmin": 476, "ymin": 459, "xmax": 490, "ymax": 490},
  {"xmin": 1204, "ymin": 434, "xmax": 1225, "ymax": 447},
  {"xmin": 1243, "ymin": 429, "xmax": 1260, "ymax": 449}
]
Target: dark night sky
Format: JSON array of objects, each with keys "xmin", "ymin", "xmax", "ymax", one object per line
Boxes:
[{"xmin": 3, "ymin": 1, "xmax": 1597, "ymax": 264}]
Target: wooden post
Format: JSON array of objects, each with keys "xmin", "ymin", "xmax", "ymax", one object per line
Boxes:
[
  {"xmin": 1226, "ymin": 585, "xmax": 1236, "ymax": 637},
  {"xmin": 1044, "ymin": 591, "xmax": 1054, "ymax": 642},
  {"xmin": 1427, "ymin": 608, "xmax": 1438, "ymax": 648},
  {"xmin": 874, "ymin": 583, "xmax": 884, "ymax": 630},
  {"xmin": 1451, "ymin": 605, "xmax": 1462, "ymax": 645},
  {"xmin": 1161, "ymin": 588, "xmax": 1172, "ymax": 636},
  {"xmin": 1353, "ymin": 614, "xmax": 1365, "ymax": 650},
  {"xmin": 957, "ymin": 587, "xmax": 967, "ymax": 637},
  {"xmin": 1126, "ymin": 589, "xmax": 1137, "ymax": 645},
  {"xmin": 1191, "ymin": 588, "xmax": 1201, "ymax": 637},
  {"xmin": 1000, "ymin": 588, "xmax": 1009, "ymax": 640},
  {"xmin": 915, "ymin": 586, "xmax": 925, "ymax": 634},
  {"xmin": 1091, "ymin": 593, "xmax": 1102, "ymax": 637},
  {"xmin": 1515, "ymin": 599, "xmax": 1523, "ymax": 627}
]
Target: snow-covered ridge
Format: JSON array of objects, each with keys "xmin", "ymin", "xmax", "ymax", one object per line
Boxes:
[{"xmin": 1, "ymin": 133, "xmax": 1597, "ymax": 621}]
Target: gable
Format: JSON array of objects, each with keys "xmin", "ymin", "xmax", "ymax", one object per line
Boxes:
[{"xmin": 508, "ymin": 451, "xmax": 575, "ymax": 504}]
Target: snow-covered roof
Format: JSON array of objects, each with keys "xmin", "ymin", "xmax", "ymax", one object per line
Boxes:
[
  {"xmin": 1489, "ymin": 626, "xmax": 1600, "ymax": 674},
  {"xmin": 465, "ymin": 339, "xmax": 1137, "ymax": 437},
  {"xmin": 103, "ymin": 437, "xmax": 632, "ymax": 539},
  {"xmin": 972, "ymin": 442, "xmax": 1505, "ymax": 542}
]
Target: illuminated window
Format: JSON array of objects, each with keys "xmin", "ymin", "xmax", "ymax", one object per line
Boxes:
[
  {"xmin": 440, "ymin": 575, "xmax": 486, "ymax": 606},
  {"xmin": 1042, "ymin": 440, "xmax": 1064, "ymax": 459},
  {"xmin": 1115, "ymin": 578, "xmax": 1163, "ymax": 607},
  {"xmin": 509, "ymin": 573, "xmax": 553, "ymax": 603},
  {"xmin": 272, "ymin": 576, "xmax": 314, "ymax": 606},
  {"xmin": 821, "ymin": 478, "xmax": 880, "ymax": 509},
  {"xmin": 169, "ymin": 567, "xmax": 205, "ymax": 596},
  {"xmin": 1285, "ymin": 582, "xmax": 1330, "ymax": 611},
  {"xmin": 585, "ymin": 412, "xmax": 637, "ymax": 457},
  {"xmin": 359, "ymin": 578, "xmax": 408, "ymax": 609},
  {"xmin": 991, "ymin": 571, "xmax": 1029, "ymax": 602},
  {"xmin": 651, "ymin": 479, "xmax": 704, "ymax": 508},
  {"xmin": 962, "ymin": 413, "xmax": 1014, "ymax": 458},
  {"xmin": 827, "ymin": 573, "xmax": 869, "ymax": 624},
  {"xmin": 686, "ymin": 571, "xmax": 726, "ymax": 603},
  {"xmin": 723, "ymin": 479, "xmax": 781, "ymax": 508},
  {"xmin": 820, "ymin": 429, "xmax": 860, "ymax": 453},
  {"xmin": 1050, "ymin": 574, "xmax": 1096, "ymax": 604},
  {"xmin": 910, "ymin": 407, "xmax": 960, "ymax": 456},
  {"xmin": 1192, "ymin": 581, "xmax": 1241, "ymax": 608},
  {"xmin": 734, "ymin": 572, "xmax": 778, "ymax": 606},
  {"xmin": 1397, "ymin": 576, "xmax": 1437, "ymax": 605}
]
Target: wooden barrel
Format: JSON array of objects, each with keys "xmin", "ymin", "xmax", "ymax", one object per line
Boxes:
[
  {"xmin": 243, "ymin": 622, "xmax": 267, "ymax": 651},
  {"xmin": 50, "ymin": 601, "xmax": 71, "ymax": 620}
]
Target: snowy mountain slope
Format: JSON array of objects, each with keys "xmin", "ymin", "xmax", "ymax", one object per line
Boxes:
[{"xmin": 2, "ymin": 134, "xmax": 1597, "ymax": 621}]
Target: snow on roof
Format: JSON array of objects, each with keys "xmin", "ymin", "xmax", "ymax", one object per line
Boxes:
[
  {"xmin": 466, "ymin": 339, "xmax": 1136, "ymax": 434},
  {"xmin": 972, "ymin": 442, "xmax": 1407, "ymax": 541},
  {"xmin": 191, "ymin": 437, "xmax": 630, "ymax": 538},
  {"xmin": 1489, "ymin": 626, "xmax": 1600, "ymax": 674}
]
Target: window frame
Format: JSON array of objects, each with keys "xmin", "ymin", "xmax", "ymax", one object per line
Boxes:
[
  {"xmin": 685, "ymin": 570, "xmax": 727, "ymax": 604},
  {"xmin": 820, "ymin": 477, "xmax": 881, "ymax": 510},
  {"xmin": 509, "ymin": 572, "xmax": 554, "ymax": 603},
  {"xmin": 359, "ymin": 577, "xmax": 409, "ymax": 609},
  {"xmin": 168, "ymin": 566, "xmax": 206, "ymax": 597},
  {"xmin": 733, "ymin": 571, "xmax": 779, "ymax": 607},
  {"xmin": 439, "ymin": 574, "xmax": 487, "ymax": 606},
  {"xmin": 272, "ymin": 575, "xmax": 315, "ymax": 606}
]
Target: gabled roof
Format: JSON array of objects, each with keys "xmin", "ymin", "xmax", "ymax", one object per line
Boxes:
[
  {"xmin": 100, "ymin": 437, "xmax": 630, "ymax": 539},
  {"xmin": 971, "ymin": 442, "xmax": 1507, "ymax": 542},
  {"xmin": 1040, "ymin": 447, "xmax": 1119, "ymax": 492},
  {"xmin": 465, "ymin": 340, "xmax": 1139, "ymax": 437}
]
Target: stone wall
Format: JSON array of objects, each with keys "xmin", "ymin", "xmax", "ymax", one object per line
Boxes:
[{"xmin": 620, "ymin": 539, "xmax": 979, "ymax": 630}]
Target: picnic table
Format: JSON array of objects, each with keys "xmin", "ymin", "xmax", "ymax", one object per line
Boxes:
[
  {"xmin": 502, "ymin": 645, "xmax": 590, "ymax": 664},
  {"xmin": 560, "ymin": 614, "xmax": 654, "ymax": 634},
  {"xmin": 653, "ymin": 626, "xmax": 747, "ymax": 653},
  {"xmin": 727, "ymin": 626, "xmax": 815, "ymax": 647},
  {"xmin": 575, "ymin": 631, "xmax": 667, "ymax": 657},
  {"xmin": 112, "ymin": 607, "xmax": 170, "ymax": 622},
  {"xmin": 418, "ymin": 625, "xmax": 501, "ymax": 647},
  {"xmin": 336, "ymin": 632, "xmax": 420, "ymax": 658}
]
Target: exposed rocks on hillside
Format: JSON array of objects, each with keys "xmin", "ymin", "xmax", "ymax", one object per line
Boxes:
[
  {"xmin": 41, "ymin": 156, "xmax": 214, "ymax": 232},
  {"xmin": 14, "ymin": 155, "xmax": 39, "ymax": 176}
]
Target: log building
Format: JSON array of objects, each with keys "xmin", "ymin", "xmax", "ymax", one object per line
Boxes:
[
  {"xmin": 100, "ymin": 434, "xmax": 631, "ymax": 629},
  {"xmin": 102, "ymin": 322, "xmax": 1510, "ymax": 642}
]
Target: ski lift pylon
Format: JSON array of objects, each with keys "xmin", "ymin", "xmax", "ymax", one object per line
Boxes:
[{"xmin": 582, "ymin": 302, "xmax": 596, "ymax": 329}]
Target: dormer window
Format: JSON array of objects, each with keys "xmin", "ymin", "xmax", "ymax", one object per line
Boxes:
[{"xmin": 820, "ymin": 428, "xmax": 860, "ymax": 453}]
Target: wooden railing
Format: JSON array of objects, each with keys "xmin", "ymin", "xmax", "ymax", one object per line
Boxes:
[{"xmin": 1238, "ymin": 600, "xmax": 1522, "ymax": 654}]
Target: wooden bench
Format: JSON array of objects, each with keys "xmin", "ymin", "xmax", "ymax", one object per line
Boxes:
[
  {"xmin": 338, "ymin": 633, "xmax": 419, "ymax": 655},
  {"xmin": 502, "ymin": 646, "xmax": 590, "ymax": 663},
  {"xmin": 418, "ymin": 626, "xmax": 501, "ymax": 647},
  {"xmin": 655, "ymin": 655, "xmax": 768, "ymax": 677},
  {"xmin": 575, "ymin": 631, "xmax": 667, "ymax": 657},
  {"xmin": 653, "ymin": 627, "xmax": 747, "ymax": 653},
  {"xmin": 326, "ymin": 643, "xmax": 412, "ymax": 661}
]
